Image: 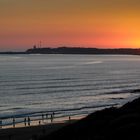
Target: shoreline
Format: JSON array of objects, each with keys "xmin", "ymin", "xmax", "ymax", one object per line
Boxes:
[
  {"xmin": 1, "ymin": 88, "xmax": 139, "ymax": 128},
  {"xmin": 0, "ymin": 116, "xmax": 84, "ymax": 140},
  {"xmin": 1, "ymin": 90, "xmax": 139, "ymax": 130},
  {"xmin": 1, "ymin": 96, "xmax": 140, "ymax": 140},
  {"xmin": 1, "ymin": 114, "xmax": 86, "ymax": 129}
]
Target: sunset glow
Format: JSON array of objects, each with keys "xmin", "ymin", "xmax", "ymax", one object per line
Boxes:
[{"xmin": 0, "ymin": 0, "xmax": 140, "ymax": 51}]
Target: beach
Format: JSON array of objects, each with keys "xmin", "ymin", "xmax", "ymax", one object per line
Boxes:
[
  {"xmin": 0, "ymin": 115, "xmax": 84, "ymax": 140},
  {"xmin": 0, "ymin": 122, "xmax": 67, "ymax": 140},
  {"xmin": 0, "ymin": 0, "xmax": 140, "ymax": 139},
  {"xmin": 1, "ymin": 96, "xmax": 140, "ymax": 140}
]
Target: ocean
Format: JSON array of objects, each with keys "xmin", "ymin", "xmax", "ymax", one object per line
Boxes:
[{"xmin": 0, "ymin": 54, "xmax": 140, "ymax": 125}]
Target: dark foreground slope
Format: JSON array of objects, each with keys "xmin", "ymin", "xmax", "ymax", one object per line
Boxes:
[{"xmin": 39, "ymin": 97, "xmax": 140, "ymax": 140}]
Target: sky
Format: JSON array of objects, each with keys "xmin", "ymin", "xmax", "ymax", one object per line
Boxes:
[{"xmin": 0, "ymin": 0, "xmax": 140, "ymax": 51}]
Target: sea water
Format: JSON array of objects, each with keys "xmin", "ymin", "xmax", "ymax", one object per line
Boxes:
[{"xmin": 0, "ymin": 54, "xmax": 140, "ymax": 125}]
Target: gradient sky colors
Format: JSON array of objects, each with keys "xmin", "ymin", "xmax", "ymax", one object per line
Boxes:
[{"xmin": 0, "ymin": 0, "xmax": 140, "ymax": 51}]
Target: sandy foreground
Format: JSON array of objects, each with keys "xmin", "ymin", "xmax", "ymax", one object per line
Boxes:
[{"xmin": 0, "ymin": 115, "xmax": 85, "ymax": 140}]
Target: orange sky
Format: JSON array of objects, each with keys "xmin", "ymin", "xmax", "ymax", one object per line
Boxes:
[{"xmin": 0, "ymin": 0, "xmax": 140, "ymax": 51}]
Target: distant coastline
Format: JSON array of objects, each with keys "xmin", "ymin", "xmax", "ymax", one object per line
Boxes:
[{"xmin": 0, "ymin": 47, "xmax": 140, "ymax": 55}]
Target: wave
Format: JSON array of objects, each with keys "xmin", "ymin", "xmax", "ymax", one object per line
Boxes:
[
  {"xmin": 0, "ymin": 103, "xmax": 117, "ymax": 120},
  {"xmin": 17, "ymin": 81, "xmax": 140, "ymax": 89},
  {"xmin": 19, "ymin": 83, "xmax": 140, "ymax": 97},
  {"xmin": 1, "ymin": 73, "xmax": 140, "ymax": 86},
  {"xmin": 82, "ymin": 61, "xmax": 103, "ymax": 65}
]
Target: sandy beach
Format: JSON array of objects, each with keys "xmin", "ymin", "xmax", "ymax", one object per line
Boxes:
[
  {"xmin": 0, "ymin": 122, "xmax": 67, "ymax": 140},
  {"xmin": 0, "ymin": 115, "xmax": 85, "ymax": 140},
  {"xmin": 1, "ymin": 97, "xmax": 140, "ymax": 140}
]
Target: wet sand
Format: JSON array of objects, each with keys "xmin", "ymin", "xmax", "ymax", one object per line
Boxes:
[{"xmin": 0, "ymin": 115, "xmax": 85, "ymax": 140}]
